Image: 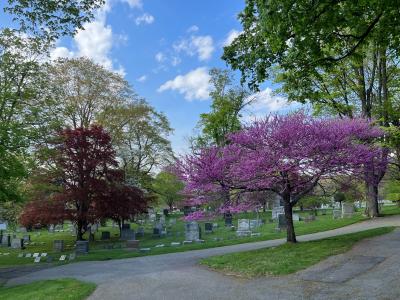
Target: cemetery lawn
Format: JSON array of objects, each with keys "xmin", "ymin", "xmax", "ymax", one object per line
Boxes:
[
  {"xmin": 0, "ymin": 278, "xmax": 96, "ymax": 300},
  {"xmin": 1, "ymin": 206, "xmax": 399, "ymax": 268},
  {"xmin": 199, "ymin": 227, "xmax": 395, "ymax": 278}
]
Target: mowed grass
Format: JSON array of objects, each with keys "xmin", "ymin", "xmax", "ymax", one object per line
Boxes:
[
  {"xmin": 1, "ymin": 205, "xmax": 399, "ymax": 267},
  {"xmin": 0, "ymin": 278, "xmax": 96, "ymax": 300},
  {"xmin": 200, "ymin": 227, "xmax": 395, "ymax": 278}
]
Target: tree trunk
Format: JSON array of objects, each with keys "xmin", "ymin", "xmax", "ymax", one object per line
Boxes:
[
  {"xmin": 283, "ymin": 194, "xmax": 296, "ymax": 243},
  {"xmin": 118, "ymin": 219, "xmax": 122, "ymax": 237},
  {"xmin": 365, "ymin": 181, "xmax": 379, "ymax": 217},
  {"xmin": 77, "ymin": 220, "xmax": 84, "ymax": 240}
]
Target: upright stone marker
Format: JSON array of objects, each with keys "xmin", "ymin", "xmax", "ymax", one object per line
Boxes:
[
  {"xmin": 101, "ymin": 231, "xmax": 110, "ymax": 240},
  {"xmin": 224, "ymin": 213, "xmax": 233, "ymax": 226},
  {"xmin": 278, "ymin": 214, "xmax": 287, "ymax": 229},
  {"xmin": 342, "ymin": 203, "xmax": 354, "ymax": 218},
  {"xmin": 185, "ymin": 222, "xmax": 200, "ymax": 241},
  {"xmin": 236, "ymin": 219, "xmax": 251, "ymax": 237},
  {"xmin": 11, "ymin": 238, "xmax": 24, "ymax": 249},
  {"xmin": 53, "ymin": 240, "xmax": 64, "ymax": 252},
  {"xmin": 204, "ymin": 223, "xmax": 213, "ymax": 233},
  {"xmin": 75, "ymin": 240, "xmax": 89, "ymax": 255}
]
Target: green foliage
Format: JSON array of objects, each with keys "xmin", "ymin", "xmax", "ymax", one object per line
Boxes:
[
  {"xmin": 200, "ymin": 227, "xmax": 395, "ymax": 277},
  {"xmin": 0, "ymin": 278, "xmax": 96, "ymax": 300},
  {"xmin": 196, "ymin": 68, "xmax": 251, "ymax": 147},
  {"xmin": 0, "ymin": 29, "xmax": 56, "ymax": 203},
  {"xmin": 4, "ymin": 0, "xmax": 105, "ymax": 40},
  {"xmin": 333, "ymin": 192, "xmax": 346, "ymax": 203},
  {"xmin": 98, "ymin": 99, "xmax": 174, "ymax": 188},
  {"xmin": 383, "ymin": 179, "xmax": 400, "ymax": 202},
  {"xmin": 152, "ymin": 171, "xmax": 184, "ymax": 209}
]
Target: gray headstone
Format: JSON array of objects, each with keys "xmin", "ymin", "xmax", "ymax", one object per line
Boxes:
[
  {"xmin": 204, "ymin": 223, "xmax": 213, "ymax": 233},
  {"xmin": 11, "ymin": 238, "xmax": 23, "ymax": 249},
  {"xmin": 332, "ymin": 209, "xmax": 341, "ymax": 219},
  {"xmin": 121, "ymin": 228, "xmax": 135, "ymax": 240},
  {"xmin": 278, "ymin": 214, "xmax": 287, "ymax": 229},
  {"xmin": 292, "ymin": 213, "xmax": 300, "ymax": 222},
  {"xmin": 101, "ymin": 231, "xmax": 110, "ymax": 240},
  {"xmin": 272, "ymin": 206, "xmax": 284, "ymax": 220},
  {"xmin": 342, "ymin": 203, "xmax": 354, "ymax": 218},
  {"xmin": 185, "ymin": 222, "xmax": 200, "ymax": 241},
  {"xmin": 53, "ymin": 240, "xmax": 64, "ymax": 252},
  {"xmin": 236, "ymin": 219, "xmax": 251, "ymax": 237},
  {"xmin": 75, "ymin": 240, "xmax": 89, "ymax": 255}
]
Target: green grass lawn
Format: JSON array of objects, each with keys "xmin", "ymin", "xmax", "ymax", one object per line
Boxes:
[
  {"xmin": 200, "ymin": 227, "xmax": 395, "ymax": 278},
  {"xmin": 0, "ymin": 279, "xmax": 96, "ymax": 300},
  {"xmin": 1, "ymin": 205, "xmax": 399, "ymax": 268}
]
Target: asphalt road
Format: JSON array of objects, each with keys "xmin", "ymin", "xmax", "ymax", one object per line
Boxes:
[{"xmin": 6, "ymin": 215, "xmax": 400, "ymax": 300}]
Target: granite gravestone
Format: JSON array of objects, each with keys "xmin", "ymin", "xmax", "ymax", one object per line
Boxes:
[
  {"xmin": 101, "ymin": 231, "xmax": 110, "ymax": 240},
  {"xmin": 75, "ymin": 240, "xmax": 89, "ymax": 255},
  {"xmin": 204, "ymin": 223, "xmax": 213, "ymax": 233},
  {"xmin": 277, "ymin": 214, "xmax": 287, "ymax": 229},
  {"xmin": 136, "ymin": 227, "xmax": 145, "ymax": 237},
  {"xmin": 23, "ymin": 235, "xmax": 30, "ymax": 243},
  {"xmin": 185, "ymin": 222, "xmax": 200, "ymax": 241},
  {"xmin": 249, "ymin": 219, "xmax": 262, "ymax": 230},
  {"xmin": 1, "ymin": 234, "xmax": 11, "ymax": 247},
  {"xmin": 121, "ymin": 225, "xmax": 136, "ymax": 240},
  {"xmin": 236, "ymin": 219, "xmax": 251, "ymax": 237},
  {"xmin": 224, "ymin": 213, "xmax": 233, "ymax": 226},
  {"xmin": 292, "ymin": 213, "xmax": 300, "ymax": 222},
  {"xmin": 53, "ymin": 240, "xmax": 64, "ymax": 252},
  {"xmin": 341, "ymin": 203, "xmax": 354, "ymax": 218},
  {"xmin": 332, "ymin": 209, "xmax": 341, "ymax": 219},
  {"xmin": 11, "ymin": 238, "xmax": 24, "ymax": 249},
  {"xmin": 272, "ymin": 206, "xmax": 284, "ymax": 220}
]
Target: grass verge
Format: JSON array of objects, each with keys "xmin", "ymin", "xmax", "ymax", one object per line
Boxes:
[
  {"xmin": 200, "ymin": 227, "xmax": 395, "ymax": 278},
  {"xmin": 0, "ymin": 278, "xmax": 96, "ymax": 300}
]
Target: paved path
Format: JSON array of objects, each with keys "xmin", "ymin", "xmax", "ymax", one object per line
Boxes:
[{"xmin": 6, "ymin": 215, "xmax": 400, "ymax": 299}]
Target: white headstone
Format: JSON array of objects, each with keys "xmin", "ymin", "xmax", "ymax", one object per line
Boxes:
[
  {"xmin": 59, "ymin": 255, "xmax": 66, "ymax": 261},
  {"xmin": 33, "ymin": 253, "xmax": 40, "ymax": 258},
  {"xmin": 34, "ymin": 257, "xmax": 41, "ymax": 263}
]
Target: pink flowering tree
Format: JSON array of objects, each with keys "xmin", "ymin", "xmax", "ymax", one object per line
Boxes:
[{"xmin": 177, "ymin": 113, "xmax": 384, "ymax": 243}]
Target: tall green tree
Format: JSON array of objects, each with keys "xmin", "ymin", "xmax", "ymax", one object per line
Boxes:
[
  {"xmin": 4, "ymin": 0, "xmax": 105, "ymax": 40},
  {"xmin": 223, "ymin": 0, "xmax": 400, "ymax": 217},
  {"xmin": 152, "ymin": 171, "xmax": 184, "ymax": 211},
  {"xmin": 99, "ymin": 100, "xmax": 174, "ymax": 188},
  {"xmin": 0, "ymin": 29, "xmax": 54, "ymax": 203},
  {"xmin": 196, "ymin": 68, "xmax": 251, "ymax": 147}
]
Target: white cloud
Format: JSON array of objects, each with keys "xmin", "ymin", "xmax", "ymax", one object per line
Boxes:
[
  {"xmin": 49, "ymin": 0, "xmax": 149, "ymax": 75},
  {"xmin": 242, "ymin": 88, "xmax": 290, "ymax": 121},
  {"xmin": 158, "ymin": 67, "xmax": 211, "ymax": 101},
  {"xmin": 137, "ymin": 75, "xmax": 147, "ymax": 82},
  {"xmin": 187, "ymin": 25, "xmax": 199, "ymax": 33},
  {"xmin": 155, "ymin": 52, "xmax": 166, "ymax": 62},
  {"xmin": 174, "ymin": 35, "xmax": 214, "ymax": 61},
  {"xmin": 50, "ymin": 46, "xmax": 74, "ymax": 60},
  {"xmin": 121, "ymin": 0, "xmax": 142, "ymax": 8},
  {"xmin": 223, "ymin": 29, "xmax": 241, "ymax": 46},
  {"xmin": 74, "ymin": 19, "xmax": 114, "ymax": 70},
  {"xmin": 135, "ymin": 13, "xmax": 154, "ymax": 25},
  {"xmin": 171, "ymin": 56, "xmax": 181, "ymax": 66}
]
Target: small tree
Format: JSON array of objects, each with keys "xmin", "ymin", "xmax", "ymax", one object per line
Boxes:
[
  {"xmin": 333, "ymin": 192, "xmax": 346, "ymax": 208},
  {"xmin": 55, "ymin": 125, "xmax": 117, "ymax": 240},
  {"xmin": 153, "ymin": 171, "xmax": 184, "ymax": 211},
  {"xmin": 100, "ymin": 170, "xmax": 150, "ymax": 236},
  {"xmin": 178, "ymin": 114, "xmax": 383, "ymax": 243}
]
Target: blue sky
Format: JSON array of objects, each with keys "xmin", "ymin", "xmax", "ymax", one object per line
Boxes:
[{"xmin": 3, "ymin": 0, "xmax": 295, "ymax": 153}]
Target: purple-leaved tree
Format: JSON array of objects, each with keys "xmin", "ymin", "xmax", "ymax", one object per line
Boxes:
[{"xmin": 177, "ymin": 113, "xmax": 384, "ymax": 243}]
